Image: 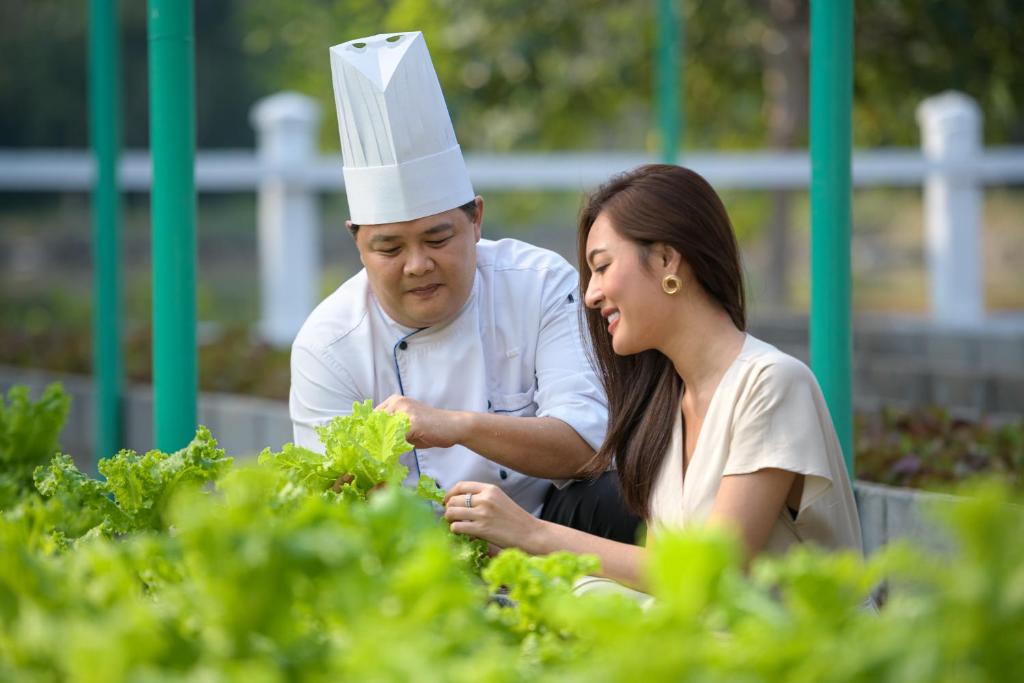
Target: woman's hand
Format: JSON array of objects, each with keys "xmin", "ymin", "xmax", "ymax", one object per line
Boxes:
[{"xmin": 443, "ymin": 481, "xmax": 545, "ymax": 552}]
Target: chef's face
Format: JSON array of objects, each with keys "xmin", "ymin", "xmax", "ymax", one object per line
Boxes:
[{"xmin": 352, "ymin": 197, "xmax": 483, "ymax": 329}]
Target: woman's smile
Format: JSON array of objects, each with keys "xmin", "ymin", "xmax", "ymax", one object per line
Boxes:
[{"xmin": 606, "ymin": 310, "xmax": 621, "ymax": 334}]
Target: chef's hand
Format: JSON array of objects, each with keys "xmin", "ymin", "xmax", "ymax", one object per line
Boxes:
[
  {"xmin": 443, "ymin": 481, "xmax": 543, "ymax": 551},
  {"xmin": 376, "ymin": 395, "xmax": 466, "ymax": 449}
]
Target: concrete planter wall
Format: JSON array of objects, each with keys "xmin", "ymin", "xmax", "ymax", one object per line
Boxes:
[
  {"xmin": 0, "ymin": 365, "xmax": 970, "ymax": 557},
  {"xmin": 748, "ymin": 315, "xmax": 1024, "ymax": 420},
  {"xmin": 853, "ymin": 481, "xmax": 960, "ymax": 557}
]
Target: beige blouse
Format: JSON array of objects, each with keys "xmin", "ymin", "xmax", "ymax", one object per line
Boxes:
[{"xmin": 648, "ymin": 334, "xmax": 862, "ymax": 556}]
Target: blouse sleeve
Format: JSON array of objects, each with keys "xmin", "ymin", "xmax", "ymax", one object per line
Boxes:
[{"xmin": 722, "ymin": 357, "xmax": 836, "ymax": 512}]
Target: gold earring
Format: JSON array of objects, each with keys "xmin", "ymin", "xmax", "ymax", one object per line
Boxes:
[{"xmin": 662, "ymin": 274, "xmax": 681, "ymax": 295}]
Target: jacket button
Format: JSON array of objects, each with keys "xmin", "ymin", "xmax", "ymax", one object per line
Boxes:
[
  {"xmin": 398, "ymin": 340, "xmax": 408, "ymax": 350},
  {"xmin": 499, "ymin": 469, "xmax": 508, "ymax": 480}
]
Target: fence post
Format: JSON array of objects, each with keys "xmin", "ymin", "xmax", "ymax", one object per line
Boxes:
[
  {"xmin": 916, "ymin": 91, "xmax": 984, "ymax": 327},
  {"xmin": 149, "ymin": 0, "xmax": 197, "ymax": 451},
  {"xmin": 250, "ymin": 92, "xmax": 322, "ymax": 347},
  {"xmin": 810, "ymin": 0, "xmax": 854, "ymax": 474}
]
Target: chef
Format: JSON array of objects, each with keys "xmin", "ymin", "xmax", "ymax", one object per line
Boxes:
[{"xmin": 290, "ymin": 31, "xmax": 639, "ymax": 543}]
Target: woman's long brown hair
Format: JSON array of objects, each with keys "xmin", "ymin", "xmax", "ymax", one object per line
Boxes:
[{"xmin": 577, "ymin": 165, "xmax": 746, "ymax": 517}]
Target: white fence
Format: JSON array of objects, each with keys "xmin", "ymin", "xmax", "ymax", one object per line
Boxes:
[{"xmin": 2, "ymin": 90, "xmax": 1023, "ymax": 343}]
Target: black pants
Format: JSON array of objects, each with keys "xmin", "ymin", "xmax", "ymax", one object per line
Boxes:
[{"xmin": 539, "ymin": 471, "xmax": 643, "ymax": 545}]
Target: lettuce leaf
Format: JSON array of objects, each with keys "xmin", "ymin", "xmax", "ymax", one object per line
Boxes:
[
  {"xmin": 260, "ymin": 400, "xmax": 413, "ymax": 500},
  {"xmin": 0, "ymin": 383, "xmax": 70, "ymax": 510},
  {"xmin": 32, "ymin": 426, "xmax": 231, "ymax": 538}
]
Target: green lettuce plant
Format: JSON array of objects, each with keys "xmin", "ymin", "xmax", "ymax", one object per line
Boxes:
[
  {"xmin": 32, "ymin": 426, "xmax": 231, "ymax": 539},
  {"xmin": 0, "ymin": 383, "xmax": 69, "ymax": 510},
  {"xmin": 3, "ymin": 384, "xmax": 1024, "ymax": 682}
]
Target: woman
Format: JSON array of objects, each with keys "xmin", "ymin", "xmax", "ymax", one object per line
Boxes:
[{"xmin": 443, "ymin": 165, "xmax": 862, "ymax": 589}]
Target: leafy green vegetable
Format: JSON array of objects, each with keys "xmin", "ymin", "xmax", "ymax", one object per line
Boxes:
[
  {"xmin": 3, "ymin": 384, "xmax": 1024, "ymax": 681},
  {"xmin": 0, "ymin": 383, "xmax": 69, "ymax": 510},
  {"xmin": 256, "ymin": 441, "xmax": 336, "ymax": 505},
  {"xmin": 484, "ymin": 549, "xmax": 600, "ymax": 637},
  {"xmin": 260, "ymin": 400, "xmax": 413, "ymax": 500},
  {"xmin": 32, "ymin": 426, "xmax": 231, "ymax": 538},
  {"xmin": 416, "ymin": 473, "xmax": 447, "ymax": 505}
]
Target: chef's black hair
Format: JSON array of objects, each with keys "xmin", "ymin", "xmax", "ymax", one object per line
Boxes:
[{"xmin": 348, "ymin": 199, "xmax": 478, "ymax": 235}]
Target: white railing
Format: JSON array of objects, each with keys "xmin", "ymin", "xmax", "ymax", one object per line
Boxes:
[
  {"xmin": 5, "ymin": 145, "xmax": 1024, "ymax": 191},
  {"xmin": 2, "ymin": 91, "xmax": 1022, "ymax": 342}
]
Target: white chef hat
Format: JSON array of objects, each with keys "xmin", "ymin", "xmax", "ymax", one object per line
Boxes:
[{"xmin": 329, "ymin": 31, "xmax": 474, "ymax": 225}]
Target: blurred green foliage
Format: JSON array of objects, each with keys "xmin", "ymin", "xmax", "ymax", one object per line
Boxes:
[
  {"xmin": 1, "ymin": 1, "xmax": 1020, "ymax": 150},
  {"xmin": 0, "ymin": 1, "xmax": 263, "ymax": 148},
  {"xmin": 236, "ymin": 0, "xmax": 1024, "ymax": 149},
  {"xmin": 0, "ymin": 383, "xmax": 69, "ymax": 510},
  {"xmin": 855, "ymin": 0, "xmax": 1023, "ymax": 145},
  {"xmin": 245, "ymin": 0, "xmax": 1024, "ymax": 148},
  {"xmin": 2, "ymin": 385, "xmax": 1024, "ymax": 680}
]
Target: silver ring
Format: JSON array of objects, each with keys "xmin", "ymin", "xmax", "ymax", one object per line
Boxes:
[{"xmin": 465, "ymin": 493, "xmax": 474, "ymax": 508}]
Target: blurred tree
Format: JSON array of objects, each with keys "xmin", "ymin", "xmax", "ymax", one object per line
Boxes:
[
  {"xmin": 237, "ymin": 0, "xmax": 1023, "ymax": 152},
  {"xmin": 854, "ymin": 0, "xmax": 1023, "ymax": 145},
  {"xmin": 240, "ymin": 0, "xmax": 661, "ymax": 151},
  {"xmin": 4, "ymin": 1, "xmax": 1019, "ymax": 151},
  {"xmin": 0, "ymin": 3, "xmax": 89, "ymax": 147},
  {"xmin": 0, "ymin": 1, "xmax": 263, "ymax": 148}
]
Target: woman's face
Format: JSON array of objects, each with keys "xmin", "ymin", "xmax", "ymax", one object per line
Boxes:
[{"xmin": 583, "ymin": 212, "xmax": 668, "ymax": 356}]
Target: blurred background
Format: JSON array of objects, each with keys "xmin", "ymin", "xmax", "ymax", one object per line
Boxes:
[{"xmin": 1, "ymin": 1, "xmax": 1022, "ymax": 483}]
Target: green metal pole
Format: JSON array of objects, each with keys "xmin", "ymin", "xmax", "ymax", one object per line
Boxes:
[
  {"xmin": 810, "ymin": 0, "xmax": 854, "ymax": 476},
  {"xmin": 656, "ymin": 0, "xmax": 682, "ymax": 163},
  {"xmin": 148, "ymin": 0, "xmax": 197, "ymax": 451},
  {"xmin": 89, "ymin": 0, "xmax": 122, "ymax": 468}
]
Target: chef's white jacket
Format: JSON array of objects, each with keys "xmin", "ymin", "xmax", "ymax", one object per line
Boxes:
[{"xmin": 289, "ymin": 238, "xmax": 609, "ymax": 515}]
